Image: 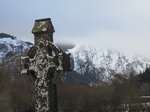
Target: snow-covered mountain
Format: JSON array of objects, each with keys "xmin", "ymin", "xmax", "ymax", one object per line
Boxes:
[
  {"xmin": 0, "ymin": 33, "xmax": 32, "ymax": 63},
  {"xmin": 64, "ymin": 45, "xmax": 150, "ymax": 84},
  {"xmin": 1, "ymin": 33, "xmax": 150, "ymax": 84}
]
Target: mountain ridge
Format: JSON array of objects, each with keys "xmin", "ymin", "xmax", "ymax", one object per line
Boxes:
[
  {"xmin": 0, "ymin": 33, "xmax": 32, "ymax": 62},
  {"xmin": 1, "ymin": 33, "xmax": 150, "ymax": 84},
  {"xmin": 65, "ymin": 45, "xmax": 150, "ymax": 83}
]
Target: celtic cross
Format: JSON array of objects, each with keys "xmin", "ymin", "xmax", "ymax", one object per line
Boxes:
[{"xmin": 21, "ymin": 18, "xmax": 71, "ymax": 112}]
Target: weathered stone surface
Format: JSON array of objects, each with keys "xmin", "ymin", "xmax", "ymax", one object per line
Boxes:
[
  {"xmin": 32, "ymin": 18, "xmax": 55, "ymax": 34},
  {"xmin": 21, "ymin": 18, "xmax": 71, "ymax": 112}
]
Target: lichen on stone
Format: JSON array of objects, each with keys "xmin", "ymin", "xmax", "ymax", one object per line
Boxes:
[
  {"xmin": 21, "ymin": 39, "xmax": 65, "ymax": 112},
  {"xmin": 32, "ymin": 20, "xmax": 49, "ymax": 33}
]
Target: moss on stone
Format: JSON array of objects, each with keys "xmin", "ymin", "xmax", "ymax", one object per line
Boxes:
[{"xmin": 32, "ymin": 18, "xmax": 54, "ymax": 34}]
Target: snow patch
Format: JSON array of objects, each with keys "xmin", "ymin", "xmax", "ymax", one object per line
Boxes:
[{"xmin": 68, "ymin": 45, "xmax": 150, "ymax": 80}]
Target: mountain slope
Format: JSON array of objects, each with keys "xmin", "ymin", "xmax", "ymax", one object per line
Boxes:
[
  {"xmin": 0, "ymin": 33, "xmax": 32, "ymax": 62},
  {"xmin": 1, "ymin": 33, "xmax": 150, "ymax": 85},
  {"xmin": 65, "ymin": 45, "xmax": 150, "ymax": 83}
]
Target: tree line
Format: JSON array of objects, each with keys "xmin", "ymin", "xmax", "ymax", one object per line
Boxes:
[{"xmin": 0, "ymin": 67, "xmax": 150, "ymax": 112}]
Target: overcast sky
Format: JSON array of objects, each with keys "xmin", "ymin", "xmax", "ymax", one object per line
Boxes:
[{"xmin": 0, "ymin": 0, "xmax": 150, "ymax": 56}]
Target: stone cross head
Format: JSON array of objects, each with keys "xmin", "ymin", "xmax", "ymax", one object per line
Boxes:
[{"xmin": 21, "ymin": 18, "xmax": 71, "ymax": 84}]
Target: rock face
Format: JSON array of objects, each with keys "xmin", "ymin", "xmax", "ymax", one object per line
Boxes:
[
  {"xmin": 63, "ymin": 45, "xmax": 150, "ymax": 84},
  {"xmin": 0, "ymin": 33, "xmax": 32, "ymax": 63}
]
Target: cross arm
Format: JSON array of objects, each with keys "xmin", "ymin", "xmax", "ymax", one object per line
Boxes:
[
  {"xmin": 21, "ymin": 56, "xmax": 30, "ymax": 75},
  {"xmin": 48, "ymin": 42, "xmax": 71, "ymax": 84}
]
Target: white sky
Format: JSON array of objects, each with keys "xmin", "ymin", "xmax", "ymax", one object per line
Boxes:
[{"xmin": 0, "ymin": 0, "xmax": 150, "ymax": 56}]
